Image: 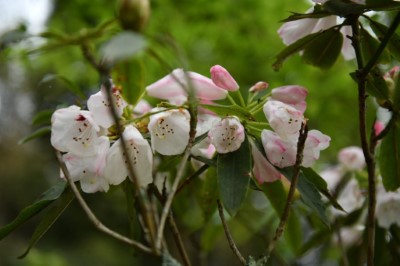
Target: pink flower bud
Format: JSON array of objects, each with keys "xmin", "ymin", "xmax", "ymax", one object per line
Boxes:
[
  {"xmin": 210, "ymin": 65, "xmax": 239, "ymax": 91},
  {"xmin": 338, "ymin": 146, "xmax": 365, "ymax": 171},
  {"xmin": 374, "ymin": 121, "xmax": 385, "ymax": 136},
  {"xmin": 249, "ymin": 81, "xmax": 269, "ymax": 93}
]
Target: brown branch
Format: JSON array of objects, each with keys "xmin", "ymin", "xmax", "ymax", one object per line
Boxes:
[
  {"xmin": 267, "ymin": 122, "xmax": 308, "ymax": 255},
  {"xmin": 217, "ymin": 200, "xmax": 246, "ymax": 265},
  {"xmin": 55, "ymin": 151, "xmax": 153, "ymax": 254}
]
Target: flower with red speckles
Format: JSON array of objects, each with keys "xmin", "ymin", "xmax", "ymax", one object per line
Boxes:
[{"xmin": 208, "ymin": 116, "xmax": 245, "ymax": 154}]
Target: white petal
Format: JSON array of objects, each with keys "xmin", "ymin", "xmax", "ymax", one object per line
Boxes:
[
  {"xmin": 251, "ymin": 142, "xmax": 281, "ymax": 184},
  {"xmin": 261, "ymin": 130, "xmax": 297, "ymax": 168},
  {"xmin": 208, "ymin": 116, "xmax": 245, "ymax": 154}
]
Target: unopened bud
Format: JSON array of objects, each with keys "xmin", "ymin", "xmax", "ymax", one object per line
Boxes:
[
  {"xmin": 249, "ymin": 81, "xmax": 269, "ymax": 93},
  {"xmin": 117, "ymin": 0, "xmax": 150, "ymax": 32},
  {"xmin": 210, "ymin": 65, "xmax": 239, "ymax": 91}
]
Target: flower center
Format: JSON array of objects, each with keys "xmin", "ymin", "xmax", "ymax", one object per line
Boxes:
[{"xmin": 154, "ymin": 118, "xmax": 174, "ymax": 140}]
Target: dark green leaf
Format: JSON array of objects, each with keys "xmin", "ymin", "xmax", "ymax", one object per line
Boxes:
[
  {"xmin": 283, "ymin": 210, "xmax": 302, "ymax": 254},
  {"xmin": 273, "ymin": 31, "xmax": 324, "ymax": 71},
  {"xmin": 18, "ymin": 187, "xmax": 74, "ymax": 258},
  {"xmin": 280, "ymin": 11, "xmax": 331, "ymax": 23},
  {"xmin": 366, "ymin": 1, "xmax": 400, "ymax": 11},
  {"xmin": 199, "ymin": 167, "xmax": 218, "ymax": 222},
  {"xmin": 100, "ymin": 31, "xmax": 147, "ymax": 64},
  {"xmin": 369, "ymin": 20, "xmax": 400, "ymax": 61},
  {"xmin": 217, "ymin": 137, "xmax": 251, "ymax": 216},
  {"xmin": 365, "ymin": 67, "xmax": 390, "ymax": 103},
  {"xmin": 281, "ymin": 168, "xmax": 330, "ymax": 226},
  {"xmin": 302, "ymin": 167, "xmax": 345, "ymax": 212},
  {"xmin": 379, "ymin": 119, "xmax": 400, "ymax": 191},
  {"xmin": 302, "ymin": 28, "xmax": 343, "ymax": 69},
  {"xmin": 39, "ymin": 74, "xmax": 85, "ymax": 99},
  {"xmin": 260, "ymin": 181, "xmax": 287, "ymax": 216},
  {"xmin": 32, "ymin": 109, "xmax": 54, "ymax": 126},
  {"xmin": 360, "ymin": 27, "xmax": 391, "ymax": 65},
  {"xmin": 18, "ymin": 126, "xmax": 51, "ymax": 145},
  {"xmin": 323, "ymin": 0, "xmax": 365, "ymax": 16},
  {"xmin": 114, "ymin": 58, "xmax": 146, "ymax": 105},
  {"xmin": 0, "ymin": 182, "xmax": 67, "ymax": 240},
  {"xmin": 200, "ymin": 104, "xmax": 255, "ymax": 121}
]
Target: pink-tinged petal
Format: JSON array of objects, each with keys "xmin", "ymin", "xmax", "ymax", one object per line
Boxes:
[
  {"xmin": 374, "ymin": 121, "xmax": 385, "ymax": 136},
  {"xmin": 87, "ymin": 85, "xmax": 128, "ymax": 129},
  {"xmin": 251, "ymin": 142, "xmax": 281, "ymax": 184},
  {"xmin": 210, "ymin": 65, "xmax": 239, "ymax": 91},
  {"xmin": 261, "ymin": 130, "xmax": 297, "ymax": 168},
  {"xmin": 51, "ymin": 105, "xmax": 101, "ymax": 157},
  {"xmin": 191, "ymin": 137, "xmax": 216, "ymax": 159},
  {"xmin": 271, "ymin": 85, "xmax": 308, "ymax": 105},
  {"xmin": 146, "ymin": 69, "xmax": 188, "ymax": 101},
  {"xmin": 302, "ymin": 130, "xmax": 330, "ymax": 167},
  {"xmin": 340, "ymin": 26, "xmax": 356, "ymax": 60},
  {"xmin": 208, "ymin": 116, "xmax": 245, "ymax": 154},
  {"xmin": 249, "ymin": 81, "xmax": 269, "ymax": 93},
  {"xmin": 133, "ymin": 99, "xmax": 152, "ymax": 116},
  {"xmin": 263, "ymin": 100, "xmax": 304, "ymax": 138},
  {"xmin": 338, "ymin": 146, "xmax": 365, "ymax": 171},
  {"xmin": 148, "ymin": 108, "xmax": 191, "ymax": 155},
  {"xmin": 105, "ymin": 125, "xmax": 153, "ymax": 187}
]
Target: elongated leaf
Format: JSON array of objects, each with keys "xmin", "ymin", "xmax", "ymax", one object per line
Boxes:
[
  {"xmin": 366, "ymin": 68, "xmax": 390, "ymax": 103},
  {"xmin": 260, "ymin": 181, "xmax": 287, "ymax": 216},
  {"xmin": 302, "ymin": 28, "xmax": 343, "ymax": 69},
  {"xmin": 280, "ymin": 11, "xmax": 331, "ymax": 22},
  {"xmin": 302, "ymin": 167, "xmax": 344, "ymax": 212},
  {"xmin": 0, "ymin": 182, "xmax": 67, "ymax": 240},
  {"xmin": 19, "ymin": 187, "xmax": 75, "ymax": 258},
  {"xmin": 360, "ymin": 27, "xmax": 391, "ymax": 65},
  {"xmin": 280, "ymin": 168, "xmax": 330, "ymax": 226},
  {"xmin": 31, "ymin": 109, "xmax": 54, "ymax": 126},
  {"xmin": 18, "ymin": 126, "xmax": 51, "ymax": 145},
  {"xmin": 369, "ymin": 20, "xmax": 400, "ymax": 61},
  {"xmin": 39, "ymin": 74, "xmax": 85, "ymax": 99},
  {"xmin": 199, "ymin": 167, "xmax": 218, "ymax": 222},
  {"xmin": 366, "ymin": 1, "xmax": 400, "ymax": 11},
  {"xmin": 379, "ymin": 119, "xmax": 400, "ymax": 191},
  {"xmin": 273, "ymin": 31, "xmax": 323, "ymax": 71},
  {"xmin": 200, "ymin": 104, "xmax": 254, "ymax": 121},
  {"xmin": 217, "ymin": 137, "xmax": 251, "ymax": 216},
  {"xmin": 100, "ymin": 31, "xmax": 147, "ymax": 64},
  {"xmin": 323, "ymin": 0, "xmax": 365, "ymax": 16}
]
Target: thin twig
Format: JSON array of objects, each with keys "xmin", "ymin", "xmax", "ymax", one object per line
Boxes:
[
  {"xmin": 56, "ymin": 151, "xmax": 153, "ymax": 254},
  {"xmin": 217, "ymin": 200, "xmax": 246, "ymax": 265},
  {"xmin": 176, "ymin": 163, "xmax": 210, "ymax": 195},
  {"xmin": 267, "ymin": 122, "xmax": 308, "ymax": 255}
]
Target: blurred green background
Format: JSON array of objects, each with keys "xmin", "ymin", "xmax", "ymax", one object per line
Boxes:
[{"xmin": 0, "ymin": 0, "xmax": 370, "ymax": 265}]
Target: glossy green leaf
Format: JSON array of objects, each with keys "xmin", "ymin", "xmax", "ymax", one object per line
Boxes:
[
  {"xmin": 19, "ymin": 187, "xmax": 74, "ymax": 258},
  {"xmin": 369, "ymin": 20, "xmax": 400, "ymax": 61},
  {"xmin": 302, "ymin": 167, "xmax": 344, "ymax": 212},
  {"xmin": 273, "ymin": 31, "xmax": 323, "ymax": 71},
  {"xmin": 302, "ymin": 28, "xmax": 343, "ymax": 69},
  {"xmin": 217, "ymin": 137, "xmax": 251, "ymax": 216},
  {"xmin": 323, "ymin": 0, "xmax": 365, "ymax": 16},
  {"xmin": 379, "ymin": 119, "xmax": 400, "ymax": 191},
  {"xmin": 281, "ymin": 168, "xmax": 330, "ymax": 226},
  {"xmin": 0, "ymin": 182, "xmax": 67, "ymax": 240},
  {"xmin": 18, "ymin": 126, "xmax": 51, "ymax": 145},
  {"xmin": 200, "ymin": 104, "xmax": 255, "ymax": 121},
  {"xmin": 114, "ymin": 58, "xmax": 146, "ymax": 105},
  {"xmin": 39, "ymin": 74, "xmax": 85, "ymax": 99},
  {"xmin": 31, "ymin": 109, "xmax": 54, "ymax": 126},
  {"xmin": 100, "ymin": 31, "xmax": 147, "ymax": 64}
]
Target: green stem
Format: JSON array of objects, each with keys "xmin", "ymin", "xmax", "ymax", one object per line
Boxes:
[
  {"xmin": 234, "ymin": 90, "xmax": 246, "ymax": 107},
  {"xmin": 227, "ymin": 94, "xmax": 239, "ymax": 106}
]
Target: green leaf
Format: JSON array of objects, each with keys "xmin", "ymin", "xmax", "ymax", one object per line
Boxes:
[
  {"xmin": 18, "ymin": 126, "xmax": 51, "ymax": 145},
  {"xmin": 39, "ymin": 74, "xmax": 85, "ymax": 99},
  {"xmin": 200, "ymin": 104, "xmax": 255, "ymax": 121},
  {"xmin": 280, "ymin": 168, "xmax": 330, "ymax": 226},
  {"xmin": 114, "ymin": 58, "xmax": 146, "ymax": 105},
  {"xmin": 18, "ymin": 187, "xmax": 74, "ymax": 258},
  {"xmin": 100, "ymin": 31, "xmax": 147, "ymax": 64},
  {"xmin": 280, "ymin": 11, "xmax": 331, "ymax": 23},
  {"xmin": 360, "ymin": 27, "xmax": 391, "ymax": 65},
  {"xmin": 217, "ymin": 137, "xmax": 251, "ymax": 216},
  {"xmin": 273, "ymin": 31, "xmax": 324, "ymax": 71},
  {"xmin": 302, "ymin": 28, "xmax": 343, "ymax": 69},
  {"xmin": 366, "ymin": 1, "xmax": 400, "ymax": 11},
  {"xmin": 369, "ymin": 20, "xmax": 400, "ymax": 61},
  {"xmin": 301, "ymin": 167, "xmax": 345, "ymax": 212},
  {"xmin": 260, "ymin": 181, "xmax": 287, "ymax": 216},
  {"xmin": 32, "ymin": 109, "xmax": 54, "ymax": 126},
  {"xmin": 323, "ymin": 0, "xmax": 365, "ymax": 16},
  {"xmin": 365, "ymin": 67, "xmax": 390, "ymax": 104},
  {"xmin": 0, "ymin": 182, "xmax": 67, "ymax": 240},
  {"xmin": 379, "ymin": 119, "xmax": 400, "ymax": 191},
  {"xmin": 199, "ymin": 167, "xmax": 219, "ymax": 223}
]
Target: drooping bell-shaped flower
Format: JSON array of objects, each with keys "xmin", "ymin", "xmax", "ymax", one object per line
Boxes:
[
  {"xmin": 251, "ymin": 141, "xmax": 281, "ymax": 184},
  {"xmin": 271, "ymin": 85, "xmax": 308, "ymax": 113},
  {"xmin": 146, "ymin": 68, "xmax": 227, "ymax": 105},
  {"xmin": 61, "ymin": 136, "xmax": 110, "ymax": 193},
  {"xmin": 208, "ymin": 116, "xmax": 245, "ymax": 154},
  {"xmin": 51, "ymin": 105, "xmax": 101, "ymax": 157},
  {"xmin": 210, "ymin": 65, "xmax": 239, "ymax": 91},
  {"xmin": 338, "ymin": 146, "xmax": 365, "ymax": 171},
  {"xmin": 191, "ymin": 114, "xmax": 220, "ymax": 158},
  {"xmin": 263, "ymin": 100, "xmax": 304, "ymax": 139},
  {"xmin": 105, "ymin": 125, "xmax": 153, "ymax": 187},
  {"xmin": 302, "ymin": 130, "xmax": 331, "ymax": 167},
  {"xmin": 87, "ymin": 84, "xmax": 128, "ymax": 129},
  {"xmin": 376, "ymin": 184, "xmax": 400, "ymax": 229},
  {"xmin": 148, "ymin": 108, "xmax": 191, "ymax": 155},
  {"xmin": 261, "ymin": 129, "xmax": 297, "ymax": 168}
]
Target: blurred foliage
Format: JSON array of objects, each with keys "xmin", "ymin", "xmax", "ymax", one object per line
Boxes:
[{"xmin": 0, "ymin": 0, "xmax": 388, "ymax": 265}]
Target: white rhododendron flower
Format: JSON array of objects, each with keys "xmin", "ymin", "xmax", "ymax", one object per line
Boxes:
[
  {"xmin": 251, "ymin": 142, "xmax": 281, "ymax": 184},
  {"xmin": 105, "ymin": 126, "xmax": 153, "ymax": 187},
  {"xmin": 191, "ymin": 114, "xmax": 220, "ymax": 159},
  {"xmin": 146, "ymin": 68, "xmax": 227, "ymax": 105},
  {"xmin": 338, "ymin": 146, "xmax": 365, "ymax": 171},
  {"xmin": 208, "ymin": 116, "xmax": 245, "ymax": 154},
  {"xmin": 302, "ymin": 130, "xmax": 331, "ymax": 167},
  {"xmin": 62, "ymin": 136, "xmax": 110, "ymax": 193},
  {"xmin": 261, "ymin": 130, "xmax": 297, "ymax": 168},
  {"xmin": 87, "ymin": 85, "xmax": 127, "ymax": 129},
  {"xmin": 148, "ymin": 108, "xmax": 191, "ymax": 155},
  {"xmin": 376, "ymin": 185, "xmax": 400, "ymax": 229},
  {"xmin": 210, "ymin": 65, "xmax": 239, "ymax": 91},
  {"xmin": 51, "ymin": 105, "xmax": 101, "ymax": 157},
  {"xmin": 263, "ymin": 100, "xmax": 304, "ymax": 139},
  {"xmin": 271, "ymin": 85, "xmax": 308, "ymax": 113},
  {"xmin": 335, "ymin": 178, "xmax": 364, "ymax": 215},
  {"xmin": 133, "ymin": 99, "xmax": 152, "ymax": 116}
]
